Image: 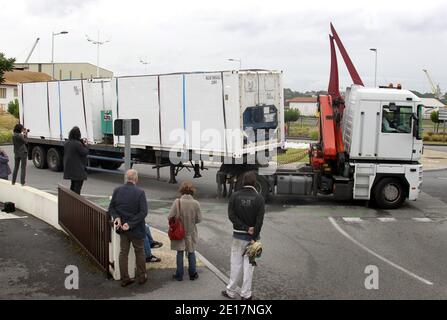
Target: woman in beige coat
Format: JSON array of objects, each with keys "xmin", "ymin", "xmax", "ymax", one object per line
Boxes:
[{"xmin": 169, "ymin": 181, "xmax": 202, "ymax": 281}]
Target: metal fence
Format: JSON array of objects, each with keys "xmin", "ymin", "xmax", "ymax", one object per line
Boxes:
[{"xmin": 58, "ymin": 185, "xmax": 111, "ymax": 277}]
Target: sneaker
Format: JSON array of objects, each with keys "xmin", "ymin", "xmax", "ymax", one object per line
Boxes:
[
  {"xmin": 172, "ymin": 274, "xmax": 183, "ymax": 281},
  {"xmin": 189, "ymin": 273, "xmax": 199, "ymax": 281},
  {"xmin": 146, "ymin": 255, "xmax": 161, "ymax": 263},
  {"xmin": 221, "ymin": 290, "xmax": 236, "ymax": 300},
  {"xmin": 150, "ymin": 241, "xmax": 163, "ymax": 249},
  {"xmin": 121, "ymin": 279, "xmax": 135, "ymax": 287},
  {"xmin": 138, "ymin": 276, "xmax": 148, "ymax": 285}
]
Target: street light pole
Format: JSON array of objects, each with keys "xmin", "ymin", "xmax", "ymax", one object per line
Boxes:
[
  {"xmin": 228, "ymin": 58, "xmax": 242, "ymax": 70},
  {"xmin": 370, "ymin": 48, "xmax": 378, "ymax": 87},
  {"xmin": 140, "ymin": 59, "xmax": 150, "ymax": 74},
  {"xmin": 86, "ymin": 31, "xmax": 110, "ymax": 78},
  {"xmin": 51, "ymin": 31, "xmax": 69, "ymax": 80}
]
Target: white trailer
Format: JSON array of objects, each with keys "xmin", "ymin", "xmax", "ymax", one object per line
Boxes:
[{"xmin": 18, "ymin": 70, "xmax": 284, "ymax": 184}]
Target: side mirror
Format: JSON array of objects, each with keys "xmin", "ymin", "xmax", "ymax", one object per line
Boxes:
[{"xmin": 412, "ymin": 113, "xmax": 422, "ymax": 140}]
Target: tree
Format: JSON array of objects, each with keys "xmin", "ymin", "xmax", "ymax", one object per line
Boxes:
[
  {"xmin": 284, "ymin": 108, "xmax": 300, "ymax": 136},
  {"xmin": 0, "ymin": 53, "xmax": 15, "ymax": 84},
  {"xmin": 8, "ymin": 99, "xmax": 19, "ymax": 119}
]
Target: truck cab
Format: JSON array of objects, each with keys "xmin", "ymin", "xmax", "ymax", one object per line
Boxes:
[{"xmin": 343, "ymin": 85, "xmax": 423, "ymax": 162}]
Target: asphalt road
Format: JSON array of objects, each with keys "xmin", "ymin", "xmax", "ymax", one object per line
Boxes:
[{"xmin": 1, "ymin": 144, "xmax": 447, "ymax": 299}]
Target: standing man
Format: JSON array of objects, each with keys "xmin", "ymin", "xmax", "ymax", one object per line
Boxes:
[
  {"xmin": 222, "ymin": 171, "xmax": 265, "ymax": 300},
  {"xmin": 63, "ymin": 126, "xmax": 89, "ymax": 195},
  {"xmin": 108, "ymin": 170, "xmax": 148, "ymax": 287},
  {"xmin": 11, "ymin": 124, "xmax": 28, "ymax": 186}
]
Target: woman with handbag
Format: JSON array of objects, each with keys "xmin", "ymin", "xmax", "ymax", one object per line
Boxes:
[{"xmin": 168, "ymin": 181, "xmax": 202, "ymax": 281}]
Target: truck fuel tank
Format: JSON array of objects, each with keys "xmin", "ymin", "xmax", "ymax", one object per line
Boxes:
[{"xmin": 276, "ymin": 174, "xmax": 314, "ymax": 196}]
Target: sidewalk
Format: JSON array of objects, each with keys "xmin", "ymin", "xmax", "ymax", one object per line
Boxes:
[
  {"xmin": 421, "ymin": 148, "xmax": 447, "ymax": 171},
  {"xmin": 0, "ymin": 207, "xmax": 226, "ymax": 300}
]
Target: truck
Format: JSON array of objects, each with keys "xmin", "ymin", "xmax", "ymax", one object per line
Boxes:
[{"xmin": 18, "ymin": 24, "xmax": 424, "ymax": 209}]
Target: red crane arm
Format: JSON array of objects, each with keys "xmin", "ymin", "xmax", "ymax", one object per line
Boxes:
[{"xmin": 330, "ymin": 23, "xmax": 364, "ymax": 87}]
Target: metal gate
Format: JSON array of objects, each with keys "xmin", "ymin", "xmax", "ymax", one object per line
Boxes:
[{"xmin": 58, "ymin": 185, "xmax": 111, "ymax": 277}]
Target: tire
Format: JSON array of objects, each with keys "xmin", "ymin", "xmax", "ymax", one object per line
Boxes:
[
  {"xmin": 255, "ymin": 175, "xmax": 271, "ymax": 201},
  {"xmin": 373, "ymin": 178, "xmax": 406, "ymax": 209},
  {"xmin": 47, "ymin": 148, "xmax": 63, "ymax": 172},
  {"xmin": 32, "ymin": 146, "xmax": 47, "ymax": 169},
  {"xmin": 100, "ymin": 160, "xmax": 122, "ymax": 170}
]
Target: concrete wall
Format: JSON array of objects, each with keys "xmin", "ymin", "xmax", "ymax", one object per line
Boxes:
[
  {"xmin": 0, "ymin": 179, "xmax": 61, "ymax": 230},
  {"xmin": 0, "ymin": 179, "xmax": 132, "ymax": 280}
]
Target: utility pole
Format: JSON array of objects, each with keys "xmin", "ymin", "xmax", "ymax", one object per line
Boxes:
[
  {"xmin": 86, "ymin": 31, "xmax": 110, "ymax": 78},
  {"xmin": 51, "ymin": 31, "xmax": 69, "ymax": 80},
  {"xmin": 370, "ymin": 48, "xmax": 378, "ymax": 87}
]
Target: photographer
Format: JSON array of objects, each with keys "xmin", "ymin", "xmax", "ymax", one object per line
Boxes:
[
  {"xmin": 12, "ymin": 124, "xmax": 28, "ymax": 186},
  {"xmin": 63, "ymin": 126, "xmax": 89, "ymax": 195}
]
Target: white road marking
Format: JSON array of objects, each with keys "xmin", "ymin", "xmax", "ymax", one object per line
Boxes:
[
  {"xmin": 342, "ymin": 217, "xmax": 363, "ymax": 223},
  {"xmin": 412, "ymin": 218, "xmax": 433, "ymax": 222},
  {"xmin": 378, "ymin": 218, "xmax": 397, "ymax": 222},
  {"xmin": 0, "ymin": 213, "xmax": 28, "ymax": 220},
  {"xmin": 328, "ymin": 217, "xmax": 434, "ymax": 286}
]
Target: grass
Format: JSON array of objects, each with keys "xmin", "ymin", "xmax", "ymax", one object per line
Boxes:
[
  {"xmin": 276, "ymin": 148, "xmax": 309, "ymax": 165},
  {"xmin": 288, "ymin": 122, "xmax": 319, "ymax": 139},
  {"xmin": 0, "ymin": 112, "xmax": 18, "ymax": 144}
]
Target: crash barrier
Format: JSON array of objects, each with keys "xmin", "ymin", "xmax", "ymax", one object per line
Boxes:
[
  {"xmin": 57, "ymin": 185, "xmax": 135, "ymax": 280},
  {"xmin": 58, "ymin": 185, "xmax": 111, "ymax": 277}
]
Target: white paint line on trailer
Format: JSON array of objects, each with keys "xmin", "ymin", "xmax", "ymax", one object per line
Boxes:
[{"xmin": 328, "ymin": 217, "xmax": 434, "ymax": 286}]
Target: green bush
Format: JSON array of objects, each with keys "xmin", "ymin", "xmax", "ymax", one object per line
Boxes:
[
  {"xmin": 0, "ymin": 131, "xmax": 12, "ymax": 144},
  {"xmin": 7, "ymin": 99, "xmax": 19, "ymax": 119},
  {"xmin": 309, "ymin": 130, "xmax": 319, "ymax": 140}
]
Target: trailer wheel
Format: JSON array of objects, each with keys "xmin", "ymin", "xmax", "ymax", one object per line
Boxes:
[
  {"xmin": 32, "ymin": 146, "xmax": 47, "ymax": 169},
  {"xmin": 373, "ymin": 178, "xmax": 405, "ymax": 209},
  {"xmin": 47, "ymin": 148, "xmax": 63, "ymax": 172}
]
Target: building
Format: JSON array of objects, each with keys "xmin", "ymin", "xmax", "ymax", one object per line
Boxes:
[
  {"xmin": 14, "ymin": 63, "xmax": 114, "ymax": 81},
  {"xmin": 420, "ymin": 98, "xmax": 445, "ymax": 120},
  {"xmin": 287, "ymin": 97, "xmax": 318, "ymax": 117},
  {"xmin": 0, "ymin": 70, "xmax": 52, "ymax": 112}
]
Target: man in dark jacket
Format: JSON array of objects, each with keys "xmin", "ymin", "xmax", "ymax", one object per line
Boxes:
[
  {"xmin": 12, "ymin": 124, "xmax": 28, "ymax": 185},
  {"xmin": 63, "ymin": 126, "xmax": 89, "ymax": 195},
  {"xmin": 0, "ymin": 148, "xmax": 11, "ymax": 180},
  {"xmin": 108, "ymin": 169, "xmax": 148, "ymax": 287},
  {"xmin": 222, "ymin": 171, "xmax": 265, "ymax": 300}
]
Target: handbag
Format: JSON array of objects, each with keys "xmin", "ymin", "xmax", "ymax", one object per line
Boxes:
[{"xmin": 168, "ymin": 199, "xmax": 185, "ymax": 241}]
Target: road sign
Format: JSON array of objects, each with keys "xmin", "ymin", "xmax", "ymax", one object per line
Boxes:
[
  {"xmin": 114, "ymin": 119, "xmax": 140, "ymax": 136},
  {"xmin": 439, "ymin": 108, "xmax": 447, "ymax": 121}
]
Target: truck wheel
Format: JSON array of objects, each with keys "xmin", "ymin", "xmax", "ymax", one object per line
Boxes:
[
  {"xmin": 100, "ymin": 160, "xmax": 122, "ymax": 170},
  {"xmin": 32, "ymin": 146, "xmax": 47, "ymax": 169},
  {"xmin": 255, "ymin": 175, "xmax": 271, "ymax": 201},
  {"xmin": 373, "ymin": 178, "xmax": 405, "ymax": 209},
  {"xmin": 47, "ymin": 148, "xmax": 63, "ymax": 172}
]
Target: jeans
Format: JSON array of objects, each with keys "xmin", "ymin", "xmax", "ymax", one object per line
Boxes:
[
  {"xmin": 12, "ymin": 155, "xmax": 27, "ymax": 185},
  {"xmin": 143, "ymin": 224, "xmax": 153, "ymax": 259},
  {"xmin": 226, "ymin": 238, "xmax": 254, "ymax": 299},
  {"xmin": 175, "ymin": 251, "xmax": 197, "ymax": 278}
]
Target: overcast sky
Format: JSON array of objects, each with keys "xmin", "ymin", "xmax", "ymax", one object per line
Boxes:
[{"xmin": 1, "ymin": 0, "xmax": 446, "ymax": 92}]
